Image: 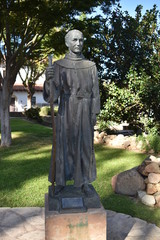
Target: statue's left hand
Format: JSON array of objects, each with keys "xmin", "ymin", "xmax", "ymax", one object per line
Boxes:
[{"xmin": 46, "ymin": 66, "xmax": 55, "ymax": 82}]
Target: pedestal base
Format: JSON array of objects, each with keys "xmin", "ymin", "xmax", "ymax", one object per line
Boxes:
[
  {"xmin": 48, "ymin": 185, "xmax": 101, "ymax": 213},
  {"xmin": 45, "ymin": 194, "xmax": 107, "ymax": 240}
]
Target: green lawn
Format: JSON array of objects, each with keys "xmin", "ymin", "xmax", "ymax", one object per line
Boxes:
[{"xmin": 0, "ymin": 118, "xmax": 160, "ymax": 227}]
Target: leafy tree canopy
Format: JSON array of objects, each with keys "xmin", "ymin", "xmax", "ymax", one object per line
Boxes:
[
  {"xmin": 0, "ymin": 0, "xmax": 119, "ymax": 147},
  {"xmin": 98, "ymin": 4, "xmax": 160, "ymax": 133}
]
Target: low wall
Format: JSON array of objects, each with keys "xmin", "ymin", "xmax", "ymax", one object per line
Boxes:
[{"xmin": 10, "ymin": 112, "xmax": 24, "ymax": 117}]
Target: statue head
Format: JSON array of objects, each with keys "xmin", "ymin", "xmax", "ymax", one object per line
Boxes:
[{"xmin": 65, "ymin": 29, "xmax": 84, "ymax": 55}]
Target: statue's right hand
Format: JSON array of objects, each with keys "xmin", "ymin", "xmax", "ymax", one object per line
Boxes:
[{"xmin": 46, "ymin": 66, "xmax": 55, "ymax": 82}]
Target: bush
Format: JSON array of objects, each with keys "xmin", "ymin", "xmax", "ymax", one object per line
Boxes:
[
  {"xmin": 139, "ymin": 115, "xmax": 160, "ymax": 135},
  {"xmin": 137, "ymin": 133, "xmax": 160, "ymax": 154},
  {"xmin": 25, "ymin": 107, "xmax": 42, "ymax": 123},
  {"xmin": 40, "ymin": 105, "xmax": 59, "ymax": 117},
  {"xmin": 40, "ymin": 106, "xmax": 51, "ymax": 116},
  {"xmin": 96, "ymin": 118, "xmax": 119, "ymax": 134}
]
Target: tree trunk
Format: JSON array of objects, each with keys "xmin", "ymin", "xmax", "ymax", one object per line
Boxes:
[
  {"xmin": 0, "ymin": 91, "xmax": 2, "ymax": 116},
  {"xmin": 0, "ymin": 78, "xmax": 11, "ymax": 147},
  {"xmin": 27, "ymin": 94, "xmax": 32, "ymax": 109}
]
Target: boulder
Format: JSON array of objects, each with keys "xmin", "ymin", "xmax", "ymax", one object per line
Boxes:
[
  {"xmin": 146, "ymin": 183, "xmax": 157, "ymax": 195},
  {"xmin": 156, "ymin": 158, "xmax": 160, "ymax": 166},
  {"xmin": 141, "ymin": 194, "xmax": 156, "ymax": 207},
  {"xmin": 99, "ymin": 131, "xmax": 106, "ymax": 139},
  {"xmin": 156, "ymin": 183, "xmax": 160, "ymax": 192},
  {"xmin": 137, "ymin": 164, "xmax": 148, "ymax": 177},
  {"xmin": 148, "ymin": 173, "xmax": 160, "ymax": 184},
  {"xmin": 149, "ymin": 155, "xmax": 158, "ymax": 162},
  {"xmin": 94, "ymin": 131, "xmax": 100, "ymax": 138},
  {"xmin": 145, "ymin": 162, "xmax": 160, "ymax": 174},
  {"xmin": 111, "ymin": 135, "xmax": 124, "ymax": 148},
  {"xmin": 94, "ymin": 137, "xmax": 103, "ymax": 144},
  {"xmin": 137, "ymin": 190, "xmax": 146, "ymax": 200},
  {"xmin": 155, "ymin": 202, "xmax": 160, "ymax": 207},
  {"xmin": 123, "ymin": 140, "xmax": 131, "ymax": 149},
  {"xmin": 144, "ymin": 178, "xmax": 149, "ymax": 184},
  {"xmin": 154, "ymin": 192, "xmax": 160, "ymax": 204},
  {"xmin": 111, "ymin": 168, "xmax": 145, "ymax": 196}
]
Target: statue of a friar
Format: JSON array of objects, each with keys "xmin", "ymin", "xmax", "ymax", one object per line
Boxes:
[{"xmin": 43, "ymin": 29, "xmax": 100, "ymax": 197}]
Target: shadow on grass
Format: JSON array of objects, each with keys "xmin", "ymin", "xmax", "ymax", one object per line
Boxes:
[{"xmin": 0, "ymin": 148, "xmax": 51, "ymax": 191}]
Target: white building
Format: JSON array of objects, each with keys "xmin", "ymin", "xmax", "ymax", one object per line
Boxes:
[{"xmin": 0, "ymin": 66, "xmax": 48, "ymax": 112}]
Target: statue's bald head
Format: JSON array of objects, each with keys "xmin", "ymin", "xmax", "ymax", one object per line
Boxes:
[
  {"xmin": 65, "ymin": 30, "xmax": 84, "ymax": 54},
  {"xmin": 65, "ymin": 29, "xmax": 83, "ymax": 45}
]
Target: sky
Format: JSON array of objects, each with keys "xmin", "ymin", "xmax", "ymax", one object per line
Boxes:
[{"xmin": 119, "ymin": 0, "xmax": 160, "ymax": 16}]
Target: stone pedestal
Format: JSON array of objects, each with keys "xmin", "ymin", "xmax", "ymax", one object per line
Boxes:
[{"xmin": 45, "ymin": 194, "xmax": 107, "ymax": 240}]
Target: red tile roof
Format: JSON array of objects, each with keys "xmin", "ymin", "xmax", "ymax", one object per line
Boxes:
[{"xmin": 13, "ymin": 84, "xmax": 43, "ymax": 91}]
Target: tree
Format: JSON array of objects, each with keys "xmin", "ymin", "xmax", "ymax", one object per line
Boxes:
[
  {"xmin": 0, "ymin": 0, "xmax": 119, "ymax": 147},
  {"xmin": 98, "ymin": 4, "xmax": 160, "ymax": 132},
  {"xmin": 18, "ymin": 60, "xmax": 46, "ymax": 108},
  {"xmin": 97, "ymin": 4, "xmax": 159, "ymax": 83}
]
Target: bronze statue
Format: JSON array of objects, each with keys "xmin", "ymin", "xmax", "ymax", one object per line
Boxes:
[{"xmin": 43, "ymin": 29, "xmax": 100, "ymax": 197}]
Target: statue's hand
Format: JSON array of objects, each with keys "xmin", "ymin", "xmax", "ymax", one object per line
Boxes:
[{"xmin": 46, "ymin": 66, "xmax": 55, "ymax": 82}]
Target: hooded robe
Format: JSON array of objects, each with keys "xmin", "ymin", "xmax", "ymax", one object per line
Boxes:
[{"xmin": 43, "ymin": 53, "xmax": 100, "ymax": 187}]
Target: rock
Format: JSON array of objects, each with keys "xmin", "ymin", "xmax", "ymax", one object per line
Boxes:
[
  {"xmin": 128, "ymin": 137, "xmax": 137, "ymax": 148},
  {"xmin": 154, "ymin": 191, "xmax": 160, "ymax": 207},
  {"xmin": 148, "ymin": 173, "xmax": 160, "ymax": 184},
  {"xmin": 137, "ymin": 191, "xmax": 146, "ymax": 200},
  {"xmin": 154, "ymin": 191, "xmax": 160, "ymax": 196},
  {"xmin": 123, "ymin": 140, "xmax": 131, "ymax": 149},
  {"xmin": 144, "ymin": 160, "xmax": 152, "ymax": 165},
  {"xmin": 156, "ymin": 183, "xmax": 160, "ymax": 192},
  {"xmin": 145, "ymin": 162, "xmax": 160, "ymax": 174},
  {"xmin": 104, "ymin": 135, "xmax": 116, "ymax": 145},
  {"xmin": 156, "ymin": 157, "xmax": 160, "ymax": 165},
  {"xmin": 149, "ymin": 155, "xmax": 158, "ymax": 162},
  {"xmin": 99, "ymin": 131, "xmax": 106, "ymax": 139},
  {"xmin": 94, "ymin": 131, "xmax": 99, "ymax": 138},
  {"xmin": 154, "ymin": 192, "xmax": 160, "ymax": 204},
  {"xmin": 146, "ymin": 183, "xmax": 157, "ymax": 195},
  {"xmin": 107, "ymin": 135, "xmax": 115, "ymax": 140},
  {"xmin": 144, "ymin": 178, "xmax": 149, "ymax": 184},
  {"xmin": 141, "ymin": 194, "xmax": 156, "ymax": 207},
  {"xmin": 116, "ymin": 134, "xmax": 125, "ymax": 140},
  {"xmin": 111, "ymin": 135, "xmax": 124, "ymax": 148},
  {"xmin": 111, "ymin": 169, "xmax": 145, "ymax": 196},
  {"xmin": 94, "ymin": 137, "xmax": 103, "ymax": 144},
  {"xmin": 155, "ymin": 202, "xmax": 160, "ymax": 207},
  {"xmin": 137, "ymin": 164, "xmax": 148, "ymax": 177}
]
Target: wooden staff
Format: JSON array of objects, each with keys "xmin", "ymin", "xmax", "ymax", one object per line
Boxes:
[{"xmin": 48, "ymin": 55, "xmax": 56, "ymax": 194}]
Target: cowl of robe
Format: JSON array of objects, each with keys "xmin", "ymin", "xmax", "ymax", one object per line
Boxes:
[{"xmin": 43, "ymin": 53, "xmax": 100, "ymax": 187}]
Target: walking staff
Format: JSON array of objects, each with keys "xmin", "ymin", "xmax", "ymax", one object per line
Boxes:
[{"xmin": 48, "ymin": 55, "xmax": 56, "ymax": 194}]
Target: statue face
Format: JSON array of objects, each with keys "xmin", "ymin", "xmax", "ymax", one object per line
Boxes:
[{"xmin": 66, "ymin": 30, "xmax": 84, "ymax": 54}]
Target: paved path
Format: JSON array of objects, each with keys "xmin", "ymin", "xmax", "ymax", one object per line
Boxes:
[{"xmin": 0, "ymin": 207, "xmax": 160, "ymax": 240}]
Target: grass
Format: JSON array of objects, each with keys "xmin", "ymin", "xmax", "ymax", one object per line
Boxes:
[{"xmin": 0, "ymin": 118, "xmax": 160, "ymax": 227}]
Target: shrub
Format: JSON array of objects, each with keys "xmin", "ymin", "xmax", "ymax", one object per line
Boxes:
[
  {"xmin": 40, "ymin": 106, "xmax": 51, "ymax": 116},
  {"xmin": 54, "ymin": 106, "xmax": 58, "ymax": 116},
  {"xmin": 137, "ymin": 133, "xmax": 160, "ymax": 154},
  {"xmin": 40, "ymin": 105, "xmax": 59, "ymax": 117},
  {"xmin": 25, "ymin": 107, "xmax": 42, "ymax": 123}
]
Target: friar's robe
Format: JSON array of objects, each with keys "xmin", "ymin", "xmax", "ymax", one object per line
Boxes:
[{"xmin": 43, "ymin": 53, "xmax": 100, "ymax": 187}]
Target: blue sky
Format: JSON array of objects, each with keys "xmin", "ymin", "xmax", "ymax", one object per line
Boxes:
[{"xmin": 119, "ymin": 0, "xmax": 160, "ymax": 16}]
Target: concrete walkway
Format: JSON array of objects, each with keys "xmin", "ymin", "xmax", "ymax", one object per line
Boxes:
[{"xmin": 0, "ymin": 207, "xmax": 160, "ymax": 240}]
